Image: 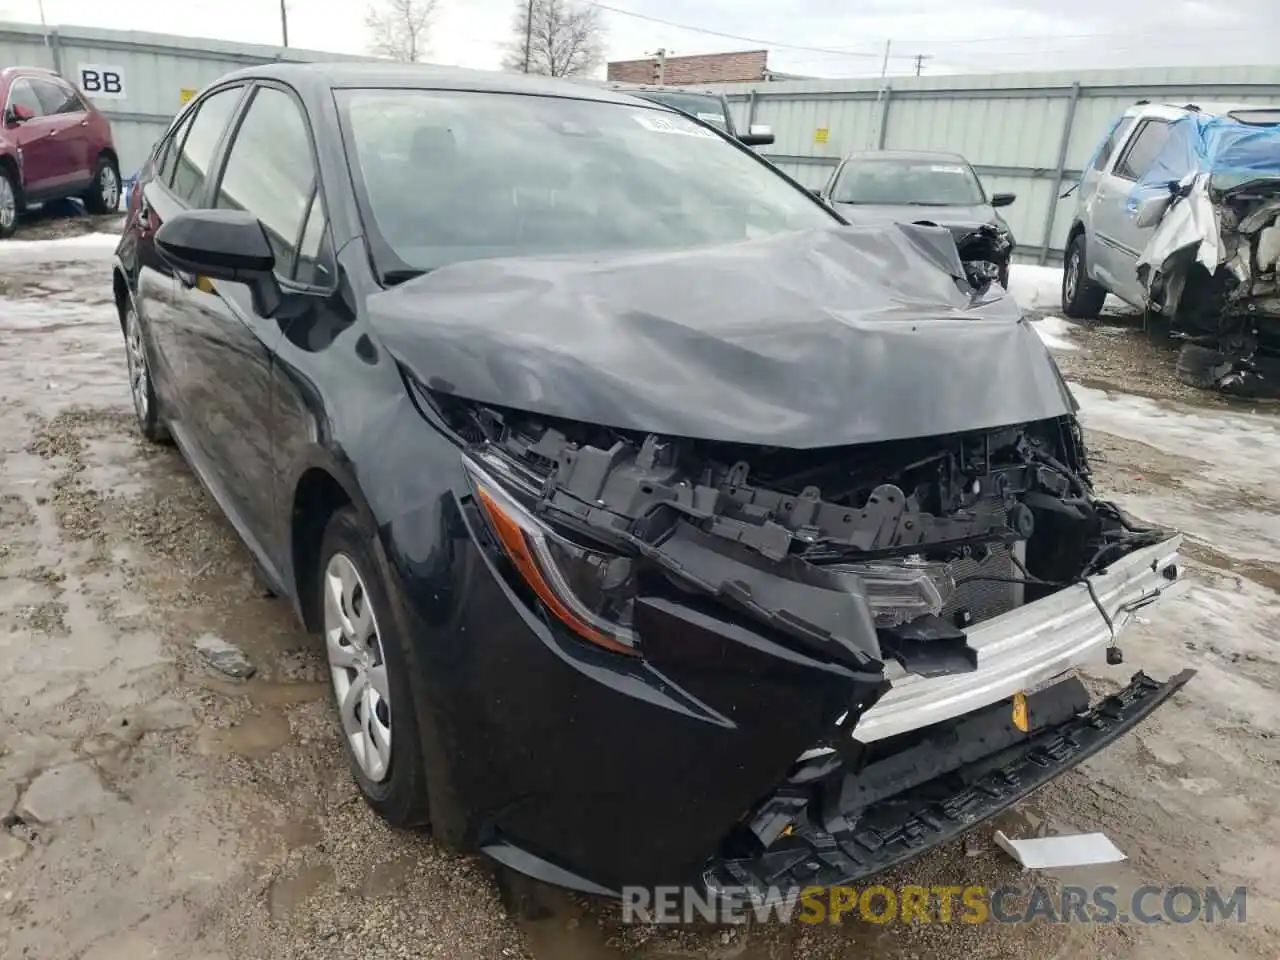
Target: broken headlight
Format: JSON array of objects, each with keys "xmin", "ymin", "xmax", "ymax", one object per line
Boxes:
[
  {"xmin": 828, "ymin": 557, "xmax": 956, "ymax": 628},
  {"xmin": 463, "ymin": 454, "xmax": 638, "ymax": 655}
]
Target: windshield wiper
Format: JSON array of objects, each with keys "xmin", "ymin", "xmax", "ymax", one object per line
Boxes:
[{"xmin": 382, "ymin": 268, "xmax": 428, "ymax": 286}]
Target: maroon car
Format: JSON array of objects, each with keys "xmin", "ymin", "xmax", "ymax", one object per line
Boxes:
[{"xmin": 0, "ymin": 66, "xmax": 120, "ymax": 238}]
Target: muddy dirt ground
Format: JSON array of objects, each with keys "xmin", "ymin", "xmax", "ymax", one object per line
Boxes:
[{"xmin": 1, "ymin": 227, "xmax": 1278, "ymax": 960}]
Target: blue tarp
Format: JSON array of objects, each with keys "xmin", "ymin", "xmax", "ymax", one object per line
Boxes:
[{"xmin": 1137, "ymin": 114, "xmax": 1280, "ymax": 195}]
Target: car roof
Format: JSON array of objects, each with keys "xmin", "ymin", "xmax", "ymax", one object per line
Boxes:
[
  {"xmin": 0, "ymin": 66, "xmax": 62, "ymax": 81},
  {"xmin": 213, "ymin": 61, "xmax": 654, "ymax": 108},
  {"xmin": 1129, "ymin": 100, "xmax": 1280, "ymax": 121},
  {"xmin": 841, "ymin": 149, "xmax": 971, "ymax": 163}
]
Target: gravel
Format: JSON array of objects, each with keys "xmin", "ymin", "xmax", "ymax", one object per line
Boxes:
[{"xmin": 1, "ymin": 231, "xmax": 1277, "ymax": 960}]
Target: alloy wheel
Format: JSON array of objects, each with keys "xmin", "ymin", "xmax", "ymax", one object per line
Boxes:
[
  {"xmin": 100, "ymin": 165, "xmax": 119, "ymax": 210},
  {"xmin": 125, "ymin": 306, "xmax": 149, "ymax": 423},
  {"xmin": 1065, "ymin": 249, "xmax": 1080, "ymax": 303},
  {"xmin": 323, "ymin": 552, "xmax": 393, "ymax": 782},
  {"xmin": 0, "ymin": 176, "xmax": 15, "ymax": 232}
]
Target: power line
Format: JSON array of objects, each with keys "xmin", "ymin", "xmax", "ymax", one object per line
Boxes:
[{"xmin": 580, "ymin": 1, "xmax": 916, "ymax": 60}]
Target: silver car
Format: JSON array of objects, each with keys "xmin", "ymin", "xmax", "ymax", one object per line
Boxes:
[{"xmin": 1062, "ymin": 100, "xmax": 1280, "ymax": 393}]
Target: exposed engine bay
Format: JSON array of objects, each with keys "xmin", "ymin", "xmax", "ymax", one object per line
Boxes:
[
  {"xmin": 1141, "ymin": 179, "xmax": 1280, "ymax": 395},
  {"xmin": 436, "ymin": 393, "xmax": 1170, "ymax": 678},
  {"xmin": 954, "ymin": 222, "xmax": 1014, "ymax": 289}
]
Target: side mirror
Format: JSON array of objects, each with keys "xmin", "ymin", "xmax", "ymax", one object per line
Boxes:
[
  {"xmin": 155, "ymin": 209, "xmax": 282, "ymax": 317},
  {"xmin": 1133, "ymin": 193, "xmax": 1173, "ymax": 229},
  {"xmin": 990, "ymin": 192, "xmax": 1016, "ymax": 208},
  {"xmin": 5, "ymin": 104, "xmax": 34, "ymax": 126},
  {"xmin": 739, "ymin": 123, "xmax": 775, "ymax": 147}
]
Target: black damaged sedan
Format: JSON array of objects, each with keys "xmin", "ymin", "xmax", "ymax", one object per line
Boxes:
[{"xmin": 112, "ymin": 62, "xmax": 1190, "ymax": 899}]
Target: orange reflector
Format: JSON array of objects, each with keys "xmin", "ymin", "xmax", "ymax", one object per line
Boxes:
[
  {"xmin": 1011, "ymin": 691, "xmax": 1030, "ymax": 733},
  {"xmin": 475, "ymin": 486, "xmax": 635, "ymax": 656}
]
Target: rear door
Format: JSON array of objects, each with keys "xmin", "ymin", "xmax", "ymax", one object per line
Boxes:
[
  {"xmin": 6, "ymin": 77, "xmax": 65, "ymax": 197},
  {"xmin": 173, "ymin": 81, "xmax": 336, "ymax": 571},
  {"xmin": 1089, "ymin": 117, "xmax": 1172, "ymax": 304},
  {"xmin": 30, "ymin": 77, "xmax": 92, "ymax": 192}
]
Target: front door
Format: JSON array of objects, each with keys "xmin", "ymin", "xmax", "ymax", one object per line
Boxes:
[
  {"xmin": 6, "ymin": 78, "xmax": 69, "ymax": 198},
  {"xmin": 170, "ymin": 81, "xmax": 334, "ymax": 579}
]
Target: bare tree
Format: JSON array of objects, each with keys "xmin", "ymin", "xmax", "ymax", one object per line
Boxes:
[
  {"xmin": 365, "ymin": 0, "xmax": 438, "ymax": 63},
  {"xmin": 503, "ymin": 0, "xmax": 606, "ymax": 78}
]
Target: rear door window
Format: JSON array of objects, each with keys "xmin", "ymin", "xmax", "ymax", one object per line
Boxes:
[
  {"xmin": 1114, "ymin": 119, "xmax": 1171, "ymax": 182},
  {"xmin": 169, "ymin": 85, "xmax": 245, "ymax": 205},
  {"xmin": 156, "ymin": 113, "xmax": 193, "ymax": 186},
  {"xmin": 31, "ymin": 79, "xmax": 83, "ymax": 116}
]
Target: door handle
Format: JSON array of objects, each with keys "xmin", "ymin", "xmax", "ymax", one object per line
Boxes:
[{"xmin": 79, "ymin": 120, "xmax": 88, "ymax": 127}]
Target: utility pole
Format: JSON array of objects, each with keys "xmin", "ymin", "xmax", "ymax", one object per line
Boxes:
[
  {"xmin": 878, "ymin": 39, "xmax": 892, "ymax": 80},
  {"xmin": 280, "ymin": 0, "xmax": 289, "ymax": 46},
  {"xmin": 650, "ymin": 47, "xmax": 668, "ymax": 85},
  {"xmin": 36, "ymin": 0, "xmax": 50, "ymax": 56},
  {"xmin": 912, "ymin": 53, "xmax": 931, "ymax": 76},
  {"xmin": 523, "ymin": 0, "xmax": 534, "ymax": 72}
]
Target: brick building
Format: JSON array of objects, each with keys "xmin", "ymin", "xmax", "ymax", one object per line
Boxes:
[{"xmin": 607, "ymin": 49, "xmax": 769, "ymax": 86}]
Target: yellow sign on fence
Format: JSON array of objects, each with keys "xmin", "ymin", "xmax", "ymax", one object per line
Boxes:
[
  {"xmin": 180, "ymin": 88, "xmax": 197, "ymax": 104},
  {"xmin": 814, "ymin": 127, "xmax": 830, "ymax": 144}
]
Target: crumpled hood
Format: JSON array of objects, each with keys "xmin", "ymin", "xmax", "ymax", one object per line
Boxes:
[
  {"xmin": 368, "ymin": 224, "xmax": 1074, "ymax": 449},
  {"xmin": 832, "ymin": 202, "xmax": 998, "ymax": 239}
]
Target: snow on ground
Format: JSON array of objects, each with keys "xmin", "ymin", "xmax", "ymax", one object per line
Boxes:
[
  {"xmin": 1070, "ymin": 384, "xmax": 1279, "ymax": 487},
  {"xmin": 1029, "ymin": 314, "xmax": 1079, "ymax": 351},
  {"xmin": 1071, "ymin": 383, "xmax": 1280, "ymax": 563},
  {"xmin": 0, "ymin": 231, "xmax": 121, "ymax": 264},
  {"xmin": 1007, "ymin": 263, "xmax": 1064, "ymax": 312}
]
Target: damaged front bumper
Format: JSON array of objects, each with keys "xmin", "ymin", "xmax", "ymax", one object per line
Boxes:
[
  {"xmin": 704, "ymin": 667, "xmax": 1195, "ymax": 902},
  {"xmin": 849, "ymin": 534, "xmax": 1182, "ymax": 743}
]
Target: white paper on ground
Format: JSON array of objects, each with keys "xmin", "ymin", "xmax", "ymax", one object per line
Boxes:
[{"xmin": 992, "ymin": 830, "xmax": 1127, "ymax": 870}]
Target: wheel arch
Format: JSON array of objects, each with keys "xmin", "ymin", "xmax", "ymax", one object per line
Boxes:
[
  {"xmin": 111, "ymin": 266, "xmax": 130, "ymax": 333},
  {"xmin": 288, "ymin": 453, "xmax": 378, "ymax": 632}
]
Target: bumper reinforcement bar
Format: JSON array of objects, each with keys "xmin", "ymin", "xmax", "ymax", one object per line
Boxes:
[{"xmin": 703, "ymin": 668, "xmax": 1195, "ymax": 901}]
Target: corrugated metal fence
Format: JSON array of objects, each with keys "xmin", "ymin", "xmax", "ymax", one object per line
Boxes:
[
  {"xmin": 5, "ymin": 21, "xmax": 1279, "ymax": 263},
  {"xmin": 707, "ymin": 66, "xmax": 1280, "ymax": 263},
  {"xmin": 0, "ymin": 21, "xmax": 372, "ymax": 178}
]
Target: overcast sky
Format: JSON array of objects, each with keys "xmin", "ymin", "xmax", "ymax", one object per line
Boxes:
[{"xmin": 3, "ymin": 0, "xmax": 1275, "ymax": 78}]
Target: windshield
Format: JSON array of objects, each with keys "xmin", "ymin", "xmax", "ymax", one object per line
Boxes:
[
  {"xmin": 632, "ymin": 91, "xmax": 730, "ymax": 133},
  {"xmin": 832, "ymin": 158, "xmax": 986, "ymax": 206},
  {"xmin": 338, "ymin": 89, "xmax": 834, "ymax": 277}
]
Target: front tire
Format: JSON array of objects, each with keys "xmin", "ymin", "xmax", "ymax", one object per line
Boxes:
[
  {"xmin": 318, "ymin": 506, "xmax": 432, "ymax": 828},
  {"xmin": 1062, "ymin": 234, "xmax": 1107, "ymax": 319},
  {"xmin": 83, "ymin": 155, "xmax": 120, "ymax": 214},
  {"xmin": 124, "ymin": 301, "xmax": 170, "ymax": 444}
]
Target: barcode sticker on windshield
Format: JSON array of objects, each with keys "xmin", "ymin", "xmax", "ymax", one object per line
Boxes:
[
  {"xmin": 930, "ymin": 164, "xmax": 966, "ymax": 173},
  {"xmin": 696, "ymin": 112, "xmax": 726, "ymax": 124},
  {"xmin": 633, "ymin": 113, "xmax": 719, "ymax": 138}
]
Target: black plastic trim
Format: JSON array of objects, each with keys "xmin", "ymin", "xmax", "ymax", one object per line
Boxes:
[{"xmin": 704, "ymin": 668, "xmax": 1195, "ymax": 901}]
